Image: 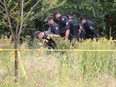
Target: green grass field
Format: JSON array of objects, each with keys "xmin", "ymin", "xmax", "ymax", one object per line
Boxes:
[{"xmin": 0, "ymin": 38, "xmax": 116, "ymax": 87}]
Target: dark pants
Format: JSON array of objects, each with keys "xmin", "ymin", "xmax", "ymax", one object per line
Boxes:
[
  {"xmin": 46, "ymin": 38, "xmax": 57, "ymax": 49},
  {"xmin": 80, "ymin": 29, "xmax": 86, "ymax": 39},
  {"xmin": 85, "ymin": 29, "xmax": 98, "ymax": 39},
  {"xmin": 60, "ymin": 27, "xmax": 66, "ymax": 37}
]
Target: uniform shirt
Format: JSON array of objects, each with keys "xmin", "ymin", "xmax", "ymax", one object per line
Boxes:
[
  {"xmin": 44, "ymin": 31, "xmax": 56, "ymax": 49},
  {"xmin": 77, "ymin": 23, "xmax": 85, "ymax": 30},
  {"xmin": 58, "ymin": 16, "xmax": 68, "ymax": 28},
  {"xmin": 84, "ymin": 20, "xmax": 95, "ymax": 31},
  {"xmin": 66, "ymin": 18, "xmax": 79, "ymax": 39},
  {"xmin": 77, "ymin": 22, "xmax": 86, "ymax": 39},
  {"xmin": 57, "ymin": 16, "xmax": 68, "ymax": 36},
  {"xmin": 83, "ymin": 20, "xmax": 98, "ymax": 38},
  {"xmin": 44, "ymin": 31, "xmax": 53, "ymax": 38},
  {"xmin": 48, "ymin": 23, "xmax": 60, "ymax": 35}
]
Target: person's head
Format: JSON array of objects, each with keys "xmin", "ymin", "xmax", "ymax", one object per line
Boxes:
[
  {"xmin": 68, "ymin": 10, "xmax": 75, "ymax": 18},
  {"xmin": 53, "ymin": 11, "xmax": 61, "ymax": 19},
  {"xmin": 34, "ymin": 31, "xmax": 44, "ymax": 41},
  {"xmin": 44, "ymin": 16, "xmax": 54, "ymax": 25},
  {"xmin": 80, "ymin": 17, "xmax": 87, "ymax": 24}
]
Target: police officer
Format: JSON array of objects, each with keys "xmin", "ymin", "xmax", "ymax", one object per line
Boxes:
[
  {"xmin": 53, "ymin": 11, "xmax": 68, "ymax": 37},
  {"xmin": 77, "ymin": 22, "xmax": 86, "ymax": 40},
  {"xmin": 34, "ymin": 30, "xmax": 52, "ymax": 43},
  {"xmin": 65, "ymin": 11, "xmax": 79, "ymax": 42},
  {"xmin": 44, "ymin": 16, "xmax": 60, "ymax": 35},
  {"xmin": 80, "ymin": 17, "xmax": 98, "ymax": 39},
  {"xmin": 34, "ymin": 31, "xmax": 57, "ymax": 49},
  {"xmin": 34, "ymin": 16, "xmax": 60, "ymax": 48}
]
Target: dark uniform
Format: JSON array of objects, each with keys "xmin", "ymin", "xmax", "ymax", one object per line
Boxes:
[
  {"xmin": 83, "ymin": 20, "xmax": 98, "ymax": 39},
  {"xmin": 44, "ymin": 23, "xmax": 60, "ymax": 49},
  {"xmin": 66, "ymin": 18, "xmax": 79, "ymax": 40},
  {"xmin": 57, "ymin": 16, "xmax": 68, "ymax": 37},
  {"xmin": 48, "ymin": 23, "xmax": 60, "ymax": 35},
  {"xmin": 78, "ymin": 23, "xmax": 86, "ymax": 39},
  {"xmin": 43, "ymin": 30, "xmax": 56, "ymax": 49}
]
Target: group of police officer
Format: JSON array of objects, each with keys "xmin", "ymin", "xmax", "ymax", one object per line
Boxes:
[{"xmin": 34, "ymin": 10, "xmax": 98, "ymax": 48}]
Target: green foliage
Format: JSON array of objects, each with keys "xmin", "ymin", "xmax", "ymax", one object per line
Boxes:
[
  {"xmin": 0, "ymin": 38, "xmax": 116, "ymax": 87},
  {"xmin": 0, "ymin": 0, "xmax": 116, "ymax": 40},
  {"xmin": 39, "ymin": 0, "xmax": 116, "ymax": 38}
]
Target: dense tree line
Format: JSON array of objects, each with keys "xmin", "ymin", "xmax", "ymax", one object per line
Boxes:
[{"xmin": 0, "ymin": 0, "xmax": 116, "ymax": 39}]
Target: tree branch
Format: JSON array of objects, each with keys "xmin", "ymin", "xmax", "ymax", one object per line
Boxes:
[
  {"xmin": 18, "ymin": 0, "xmax": 41, "ymax": 36},
  {"xmin": 30, "ymin": 0, "xmax": 41, "ymax": 12},
  {"xmin": 18, "ymin": 0, "xmax": 24, "ymax": 36},
  {"xmin": 25, "ymin": 0, "xmax": 41, "ymax": 18},
  {"xmin": 3, "ymin": 0, "xmax": 15, "ymax": 39},
  {"xmin": 0, "ymin": 11, "xmax": 5, "ymax": 15},
  {"xmin": 0, "ymin": 0, "xmax": 4, "ymax": 6},
  {"xmin": 0, "ymin": 5, "xmax": 5, "ymax": 11}
]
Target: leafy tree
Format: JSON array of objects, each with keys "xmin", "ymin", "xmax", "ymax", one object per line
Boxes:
[
  {"xmin": 0, "ymin": 0, "xmax": 42, "ymax": 82},
  {"xmin": 0, "ymin": 0, "xmax": 68, "ymax": 82}
]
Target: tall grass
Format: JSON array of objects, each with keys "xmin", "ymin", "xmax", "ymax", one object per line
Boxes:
[{"xmin": 0, "ymin": 38, "xmax": 116, "ymax": 87}]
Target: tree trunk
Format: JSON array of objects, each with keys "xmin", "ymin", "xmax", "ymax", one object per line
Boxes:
[
  {"xmin": 109, "ymin": 27, "xmax": 112, "ymax": 40},
  {"xmin": 14, "ymin": 36, "xmax": 19, "ymax": 82}
]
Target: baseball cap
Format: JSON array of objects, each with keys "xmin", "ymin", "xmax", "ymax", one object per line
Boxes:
[{"xmin": 34, "ymin": 31, "xmax": 41, "ymax": 38}]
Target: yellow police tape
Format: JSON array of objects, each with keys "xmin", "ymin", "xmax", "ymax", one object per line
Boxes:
[
  {"xmin": 10, "ymin": 50, "xmax": 15, "ymax": 62},
  {"xmin": 1, "ymin": 49, "xmax": 116, "ymax": 80},
  {"xmin": 110, "ymin": 40, "xmax": 116, "ymax": 42},
  {"xmin": 0, "ymin": 49, "xmax": 27, "ymax": 80},
  {"xmin": 1, "ymin": 49, "xmax": 116, "ymax": 52},
  {"xmin": 0, "ymin": 40, "xmax": 116, "ymax": 80},
  {"xmin": 49, "ymin": 49, "xmax": 116, "ymax": 52},
  {"xmin": 18, "ymin": 51, "xmax": 28, "ymax": 80}
]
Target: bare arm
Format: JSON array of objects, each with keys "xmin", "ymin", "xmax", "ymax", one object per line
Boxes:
[
  {"xmin": 78, "ymin": 29, "xmax": 81, "ymax": 37},
  {"xmin": 65, "ymin": 30, "xmax": 70, "ymax": 41}
]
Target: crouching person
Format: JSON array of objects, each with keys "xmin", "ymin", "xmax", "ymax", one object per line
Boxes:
[
  {"xmin": 34, "ymin": 16, "xmax": 60, "ymax": 49},
  {"xmin": 65, "ymin": 11, "xmax": 79, "ymax": 42},
  {"xmin": 34, "ymin": 31, "xmax": 58, "ymax": 49},
  {"xmin": 78, "ymin": 22, "xmax": 86, "ymax": 41},
  {"xmin": 79, "ymin": 17, "xmax": 98, "ymax": 39}
]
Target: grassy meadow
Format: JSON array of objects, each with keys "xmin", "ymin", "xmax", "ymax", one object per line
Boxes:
[{"xmin": 0, "ymin": 37, "xmax": 116, "ymax": 87}]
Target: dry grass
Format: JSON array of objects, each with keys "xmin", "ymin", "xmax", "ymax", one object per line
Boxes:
[
  {"xmin": 0, "ymin": 36, "xmax": 13, "ymax": 49},
  {"xmin": 0, "ymin": 38, "xmax": 116, "ymax": 87}
]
